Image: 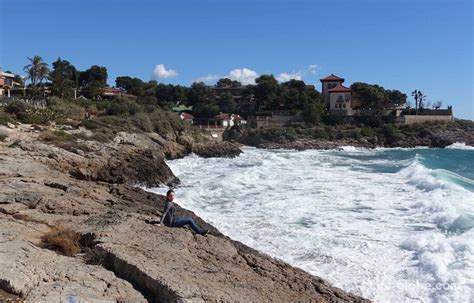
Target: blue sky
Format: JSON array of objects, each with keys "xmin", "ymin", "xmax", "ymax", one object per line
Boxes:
[{"xmin": 1, "ymin": 0, "xmax": 473, "ymax": 119}]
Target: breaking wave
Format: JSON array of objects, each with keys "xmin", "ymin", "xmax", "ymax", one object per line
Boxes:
[{"xmin": 148, "ymin": 146, "xmax": 474, "ymax": 302}]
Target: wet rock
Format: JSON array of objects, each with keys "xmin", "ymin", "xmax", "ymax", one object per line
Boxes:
[{"xmin": 192, "ymin": 141, "xmax": 242, "ymax": 158}]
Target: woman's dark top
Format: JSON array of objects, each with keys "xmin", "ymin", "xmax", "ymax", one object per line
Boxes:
[{"xmin": 160, "ymin": 201, "xmax": 175, "ymax": 226}]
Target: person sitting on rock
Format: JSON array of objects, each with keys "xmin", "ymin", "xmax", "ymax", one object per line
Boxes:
[{"xmin": 153, "ymin": 189, "xmax": 209, "ymax": 236}]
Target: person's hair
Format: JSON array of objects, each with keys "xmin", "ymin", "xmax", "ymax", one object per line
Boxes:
[{"xmin": 166, "ymin": 189, "xmax": 175, "ymax": 200}]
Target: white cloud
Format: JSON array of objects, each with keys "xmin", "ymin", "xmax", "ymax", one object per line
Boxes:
[
  {"xmin": 195, "ymin": 64, "xmax": 320, "ymax": 85},
  {"xmin": 276, "ymin": 64, "xmax": 320, "ymax": 83},
  {"xmin": 228, "ymin": 68, "xmax": 258, "ymax": 85},
  {"xmin": 194, "ymin": 68, "xmax": 258, "ymax": 85},
  {"xmin": 276, "ymin": 71, "xmax": 303, "ymax": 82},
  {"xmin": 308, "ymin": 64, "xmax": 320, "ymax": 75},
  {"xmin": 152, "ymin": 64, "xmax": 178, "ymax": 80}
]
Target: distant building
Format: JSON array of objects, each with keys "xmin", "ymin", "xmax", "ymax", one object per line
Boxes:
[
  {"xmin": 180, "ymin": 112, "xmax": 194, "ymax": 123},
  {"xmin": 214, "ymin": 112, "xmax": 244, "ymax": 127},
  {"xmin": 101, "ymin": 86, "xmax": 137, "ymax": 100},
  {"xmin": 0, "ymin": 71, "xmax": 19, "ymax": 97},
  {"xmin": 320, "ymin": 73, "xmax": 454, "ymax": 123},
  {"xmin": 320, "ymin": 74, "xmax": 353, "ymax": 114}
]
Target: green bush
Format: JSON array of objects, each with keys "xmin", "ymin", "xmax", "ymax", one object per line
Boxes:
[
  {"xmin": 46, "ymin": 97, "xmax": 84, "ymax": 121},
  {"xmin": 381, "ymin": 124, "xmax": 401, "ymax": 143},
  {"xmin": 149, "ymin": 110, "xmax": 175, "ymax": 137},
  {"xmin": 105, "ymin": 98, "xmax": 142, "ymax": 116},
  {"xmin": 253, "ymin": 127, "xmax": 298, "ymax": 142},
  {"xmin": 131, "ymin": 112, "xmax": 153, "ymax": 132},
  {"xmin": 309, "ymin": 127, "xmax": 329, "ymax": 140},
  {"xmin": 348, "ymin": 129, "xmax": 362, "ymax": 140},
  {"xmin": 321, "ymin": 115, "xmax": 345, "ymax": 126},
  {"xmin": 5, "ymin": 101, "xmax": 27, "ymax": 115},
  {"xmin": 361, "ymin": 126, "xmax": 376, "ymax": 137},
  {"xmin": 0, "ymin": 111, "xmax": 15, "ymax": 125}
]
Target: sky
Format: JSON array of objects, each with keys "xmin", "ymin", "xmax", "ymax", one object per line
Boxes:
[{"xmin": 1, "ymin": 0, "xmax": 473, "ymax": 119}]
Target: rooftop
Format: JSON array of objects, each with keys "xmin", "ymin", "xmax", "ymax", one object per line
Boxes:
[
  {"xmin": 328, "ymin": 84, "xmax": 352, "ymax": 93},
  {"xmin": 320, "ymin": 74, "xmax": 344, "ymax": 82}
]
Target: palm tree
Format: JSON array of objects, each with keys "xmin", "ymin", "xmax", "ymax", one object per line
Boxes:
[
  {"xmin": 23, "ymin": 56, "xmax": 49, "ymax": 86},
  {"xmin": 411, "ymin": 90, "xmax": 426, "ymax": 114}
]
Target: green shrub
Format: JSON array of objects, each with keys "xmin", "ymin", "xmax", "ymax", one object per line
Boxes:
[
  {"xmin": 132, "ymin": 112, "xmax": 153, "ymax": 132},
  {"xmin": 5, "ymin": 101, "xmax": 27, "ymax": 115},
  {"xmin": 46, "ymin": 97, "xmax": 84, "ymax": 121},
  {"xmin": 17, "ymin": 108, "xmax": 56, "ymax": 124},
  {"xmin": 309, "ymin": 127, "xmax": 329, "ymax": 140},
  {"xmin": 254, "ymin": 127, "xmax": 298, "ymax": 142},
  {"xmin": 361, "ymin": 126, "xmax": 376, "ymax": 137},
  {"xmin": 0, "ymin": 111, "xmax": 15, "ymax": 125},
  {"xmin": 322, "ymin": 115, "xmax": 345, "ymax": 125},
  {"xmin": 348, "ymin": 129, "xmax": 362, "ymax": 140},
  {"xmin": 149, "ymin": 110, "xmax": 174, "ymax": 137}
]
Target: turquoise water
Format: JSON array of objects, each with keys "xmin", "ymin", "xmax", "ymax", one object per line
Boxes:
[{"xmin": 339, "ymin": 147, "xmax": 474, "ymax": 192}]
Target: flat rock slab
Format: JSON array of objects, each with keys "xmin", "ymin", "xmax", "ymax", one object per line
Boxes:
[
  {"xmin": 94, "ymin": 216, "xmax": 368, "ymax": 302},
  {"xmin": 0, "ymin": 214, "xmax": 146, "ymax": 302}
]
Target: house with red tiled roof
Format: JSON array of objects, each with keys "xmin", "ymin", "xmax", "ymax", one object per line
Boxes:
[
  {"xmin": 320, "ymin": 74, "xmax": 352, "ymax": 114},
  {"xmin": 0, "ymin": 71, "xmax": 19, "ymax": 97},
  {"xmin": 180, "ymin": 112, "xmax": 194, "ymax": 123}
]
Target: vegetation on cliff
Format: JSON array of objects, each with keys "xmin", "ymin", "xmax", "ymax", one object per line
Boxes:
[{"xmin": 233, "ymin": 119, "xmax": 474, "ymax": 149}]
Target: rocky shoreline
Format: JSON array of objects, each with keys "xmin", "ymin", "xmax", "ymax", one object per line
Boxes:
[
  {"xmin": 233, "ymin": 120, "xmax": 474, "ymax": 150},
  {"xmin": 0, "ymin": 124, "xmax": 368, "ymax": 302}
]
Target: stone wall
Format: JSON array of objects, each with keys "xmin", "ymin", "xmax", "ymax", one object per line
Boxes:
[{"xmin": 397, "ymin": 115, "xmax": 454, "ymax": 125}]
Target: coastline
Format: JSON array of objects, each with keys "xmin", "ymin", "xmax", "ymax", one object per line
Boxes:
[
  {"xmin": 0, "ymin": 123, "xmax": 369, "ymax": 302},
  {"xmin": 231, "ymin": 120, "xmax": 474, "ymax": 151}
]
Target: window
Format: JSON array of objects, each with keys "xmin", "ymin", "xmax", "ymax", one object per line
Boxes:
[
  {"xmin": 337, "ymin": 95, "xmax": 343, "ymax": 102},
  {"xmin": 328, "ymin": 83, "xmax": 337, "ymax": 89},
  {"xmin": 343, "ymin": 104, "xmax": 346, "ymax": 108}
]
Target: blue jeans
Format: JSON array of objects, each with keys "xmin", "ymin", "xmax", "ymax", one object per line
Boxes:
[{"xmin": 172, "ymin": 217, "xmax": 203, "ymax": 234}]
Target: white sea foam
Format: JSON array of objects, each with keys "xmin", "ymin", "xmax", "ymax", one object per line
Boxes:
[
  {"xmin": 148, "ymin": 147, "xmax": 474, "ymax": 302},
  {"xmin": 446, "ymin": 142, "xmax": 474, "ymax": 150}
]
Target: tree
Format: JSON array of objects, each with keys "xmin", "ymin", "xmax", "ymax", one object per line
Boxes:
[
  {"xmin": 82, "ymin": 80, "xmax": 103, "ymax": 99},
  {"xmin": 218, "ymin": 92, "xmax": 237, "ymax": 113},
  {"xmin": 254, "ymin": 75, "xmax": 279, "ymax": 111},
  {"xmin": 280, "ymin": 79, "xmax": 310, "ymax": 110},
  {"xmin": 386, "ymin": 90, "xmax": 407, "ymax": 106},
  {"xmin": 351, "ymin": 82, "xmax": 386, "ymax": 109},
  {"xmin": 79, "ymin": 65, "xmax": 107, "ymax": 87},
  {"xmin": 116, "ymin": 76, "xmax": 145, "ymax": 96},
  {"xmin": 217, "ymin": 78, "xmax": 233, "ymax": 87},
  {"xmin": 411, "ymin": 90, "xmax": 426, "ymax": 114},
  {"xmin": 48, "ymin": 58, "xmax": 77, "ymax": 98},
  {"xmin": 23, "ymin": 55, "xmax": 49, "ymax": 87},
  {"xmin": 187, "ymin": 82, "xmax": 216, "ymax": 106},
  {"xmin": 79, "ymin": 65, "xmax": 107, "ymax": 99},
  {"xmin": 188, "ymin": 82, "xmax": 219, "ymax": 118},
  {"xmin": 216, "ymin": 78, "xmax": 241, "ymax": 88}
]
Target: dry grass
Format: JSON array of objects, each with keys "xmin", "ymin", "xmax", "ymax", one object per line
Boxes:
[{"xmin": 41, "ymin": 225, "xmax": 81, "ymax": 256}]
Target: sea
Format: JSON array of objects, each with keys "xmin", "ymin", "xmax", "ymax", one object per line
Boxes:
[{"xmin": 148, "ymin": 143, "xmax": 474, "ymax": 303}]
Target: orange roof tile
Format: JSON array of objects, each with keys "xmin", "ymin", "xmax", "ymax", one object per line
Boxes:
[
  {"xmin": 328, "ymin": 84, "xmax": 351, "ymax": 93},
  {"xmin": 320, "ymin": 74, "xmax": 344, "ymax": 82}
]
